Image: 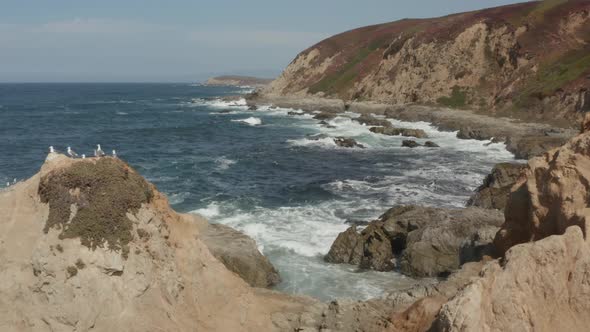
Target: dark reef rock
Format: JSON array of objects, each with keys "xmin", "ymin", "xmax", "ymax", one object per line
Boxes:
[
  {"xmin": 402, "ymin": 140, "xmax": 421, "ymax": 148},
  {"xmin": 334, "ymin": 137, "xmax": 364, "ymax": 148},
  {"xmin": 467, "ymin": 162, "xmax": 526, "ymax": 211},
  {"xmin": 424, "ymin": 141, "xmax": 440, "ymax": 148},
  {"xmin": 370, "ymin": 127, "xmax": 428, "ymax": 138},
  {"xmin": 325, "ymin": 205, "xmax": 503, "ymax": 277}
]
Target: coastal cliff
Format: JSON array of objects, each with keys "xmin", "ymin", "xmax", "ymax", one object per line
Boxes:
[{"xmin": 262, "ymin": 0, "xmax": 590, "ymax": 124}]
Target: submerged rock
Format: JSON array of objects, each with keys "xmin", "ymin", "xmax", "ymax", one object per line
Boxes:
[
  {"xmin": 424, "ymin": 141, "xmax": 439, "ymax": 148},
  {"xmin": 334, "ymin": 137, "xmax": 365, "ymax": 148},
  {"xmin": 467, "ymin": 162, "xmax": 525, "ymax": 211},
  {"xmin": 402, "ymin": 140, "xmax": 421, "ymax": 148},
  {"xmin": 370, "ymin": 127, "xmax": 428, "ymax": 138}
]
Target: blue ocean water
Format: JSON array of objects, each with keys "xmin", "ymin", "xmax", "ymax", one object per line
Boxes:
[{"xmin": 0, "ymin": 83, "xmax": 516, "ymax": 300}]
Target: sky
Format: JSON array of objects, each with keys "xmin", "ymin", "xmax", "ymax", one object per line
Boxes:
[{"xmin": 0, "ymin": 0, "xmax": 526, "ymax": 82}]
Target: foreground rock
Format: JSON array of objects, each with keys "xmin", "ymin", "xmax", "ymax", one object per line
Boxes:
[
  {"xmin": 466, "ymin": 162, "xmax": 525, "ymax": 211},
  {"xmin": 0, "ymin": 154, "xmax": 399, "ymax": 331},
  {"xmin": 200, "ymin": 223, "xmax": 280, "ymax": 288},
  {"xmin": 370, "ymin": 126, "xmax": 428, "ymax": 138},
  {"xmin": 435, "ymin": 226, "xmax": 590, "ymax": 331},
  {"xmin": 325, "ymin": 206, "xmax": 503, "ymax": 277}
]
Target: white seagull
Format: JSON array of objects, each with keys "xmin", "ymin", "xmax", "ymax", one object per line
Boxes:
[
  {"xmin": 112, "ymin": 149, "xmax": 117, "ymax": 158},
  {"xmin": 49, "ymin": 146, "xmax": 55, "ymax": 153},
  {"xmin": 82, "ymin": 154, "xmax": 86, "ymax": 159},
  {"xmin": 67, "ymin": 146, "xmax": 79, "ymax": 158},
  {"xmin": 95, "ymin": 144, "xmax": 105, "ymax": 157}
]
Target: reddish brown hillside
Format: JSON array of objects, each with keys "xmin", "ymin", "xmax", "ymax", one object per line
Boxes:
[{"xmin": 264, "ymin": 0, "xmax": 590, "ymax": 124}]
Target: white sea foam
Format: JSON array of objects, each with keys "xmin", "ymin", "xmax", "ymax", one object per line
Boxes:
[
  {"xmin": 214, "ymin": 156, "xmax": 237, "ymax": 170},
  {"xmin": 116, "ymin": 111, "xmax": 128, "ymax": 115},
  {"xmin": 193, "ymin": 202, "xmax": 221, "ymax": 219},
  {"xmin": 232, "ymin": 117, "xmax": 262, "ymax": 126}
]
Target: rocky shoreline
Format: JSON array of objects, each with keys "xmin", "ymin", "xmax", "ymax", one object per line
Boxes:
[{"xmin": 246, "ymin": 93, "xmax": 579, "ymax": 159}]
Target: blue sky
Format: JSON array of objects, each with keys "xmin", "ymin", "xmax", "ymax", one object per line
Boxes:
[{"xmin": 0, "ymin": 0, "xmax": 525, "ymax": 82}]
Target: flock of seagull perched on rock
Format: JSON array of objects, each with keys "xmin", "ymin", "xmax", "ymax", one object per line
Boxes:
[
  {"xmin": 3, "ymin": 144, "xmax": 118, "ymax": 188},
  {"xmin": 49, "ymin": 144, "xmax": 117, "ymax": 159}
]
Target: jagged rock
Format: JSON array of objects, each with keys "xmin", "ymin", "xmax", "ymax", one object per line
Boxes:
[
  {"xmin": 325, "ymin": 224, "xmax": 394, "ymax": 271},
  {"xmin": 495, "ymin": 116, "xmax": 590, "ymax": 255},
  {"xmin": 402, "ymin": 140, "xmax": 421, "ymax": 148},
  {"xmin": 334, "ymin": 137, "xmax": 364, "ymax": 148},
  {"xmin": 424, "ymin": 141, "xmax": 439, "ymax": 148},
  {"xmin": 306, "ymin": 133, "xmax": 330, "ymax": 141},
  {"xmin": 287, "ymin": 111, "xmax": 302, "ymax": 116},
  {"xmin": 466, "ymin": 162, "xmax": 525, "ymax": 210},
  {"xmin": 354, "ymin": 115, "xmax": 392, "ymax": 127},
  {"xmin": 326, "ymin": 205, "xmax": 503, "ymax": 276},
  {"xmin": 248, "ymin": 105, "xmax": 258, "ymax": 111},
  {"xmin": 370, "ymin": 127, "xmax": 428, "ymax": 138},
  {"xmin": 200, "ymin": 223, "xmax": 280, "ymax": 288}
]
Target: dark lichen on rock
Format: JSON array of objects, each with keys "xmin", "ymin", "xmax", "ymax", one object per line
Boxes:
[{"xmin": 38, "ymin": 158, "xmax": 153, "ymax": 256}]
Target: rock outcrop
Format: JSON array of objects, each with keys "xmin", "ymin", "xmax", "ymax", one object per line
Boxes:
[
  {"xmin": 325, "ymin": 205, "xmax": 503, "ymax": 277},
  {"xmin": 495, "ymin": 114, "xmax": 590, "ymax": 255},
  {"xmin": 262, "ymin": 1, "xmax": 590, "ymax": 124},
  {"xmin": 467, "ymin": 162, "xmax": 526, "ymax": 211}
]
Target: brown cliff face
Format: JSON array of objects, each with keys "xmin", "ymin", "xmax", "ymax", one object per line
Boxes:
[{"xmin": 264, "ymin": 0, "xmax": 590, "ymax": 124}]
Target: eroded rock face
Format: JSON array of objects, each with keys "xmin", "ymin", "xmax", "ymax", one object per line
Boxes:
[
  {"xmin": 434, "ymin": 226, "xmax": 590, "ymax": 332},
  {"xmin": 494, "ymin": 120, "xmax": 590, "ymax": 255},
  {"xmin": 467, "ymin": 162, "xmax": 526, "ymax": 211},
  {"xmin": 325, "ymin": 206, "xmax": 503, "ymax": 277}
]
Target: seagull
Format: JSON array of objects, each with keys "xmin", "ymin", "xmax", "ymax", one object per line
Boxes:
[
  {"xmin": 67, "ymin": 146, "xmax": 79, "ymax": 158},
  {"xmin": 13, "ymin": 178, "xmax": 16, "ymax": 184},
  {"xmin": 112, "ymin": 150, "xmax": 117, "ymax": 158},
  {"xmin": 82, "ymin": 154, "xmax": 86, "ymax": 159},
  {"xmin": 95, "ymin": 144, "xmax": 105, "ymax": 157},
  {"xmin": 5, "ymin": 182, "xmax": 9, "ymax": 187},
  {"xmin": 49, "ymin": 146, "xmax": 55, "ymax": 153}
]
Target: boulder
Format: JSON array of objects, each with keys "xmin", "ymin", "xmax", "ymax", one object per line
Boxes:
[
  {"xmin": 456, "ymin": 127, "xmax": 495, "ymax": 140},
  {"xmin": 287, "ymin": 111, "xmax": 302, "ymax": 116},
  {"xmin": 370, "ymin": 127, "xmax": 428, "ymax": 138},
  {"xmin": 424, "ymin": 141, "xmax": 439, "ymax": 148},
  {"xmin": 200, "ymin": 223, "xmax": 281, "ymax": 288},
  {"xmin": 354, "ymin": 115, "xmax": 392, "ymax": 127},
  {"xmin": 466, "ymin": 162, "xmax": 525, "ymax": 211},
  {"xmin": 334, "ymin": 137, "xmax": 365, "ymax": 148},
  {"xmin": 248, "ymin": 105, "xmax": 258, "ymax": 111},
  {"xmin": 495, "ymin": 115, "xmax": 590, "ymax": 255},
  {"xmin": 402, "ymin": 140, "xmax": 421, "ymax": 148}
]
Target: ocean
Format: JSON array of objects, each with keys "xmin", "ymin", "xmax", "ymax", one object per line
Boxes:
[{"xmin": 0, "ymin": 83, "xmax": 516, "ymax": 300}]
